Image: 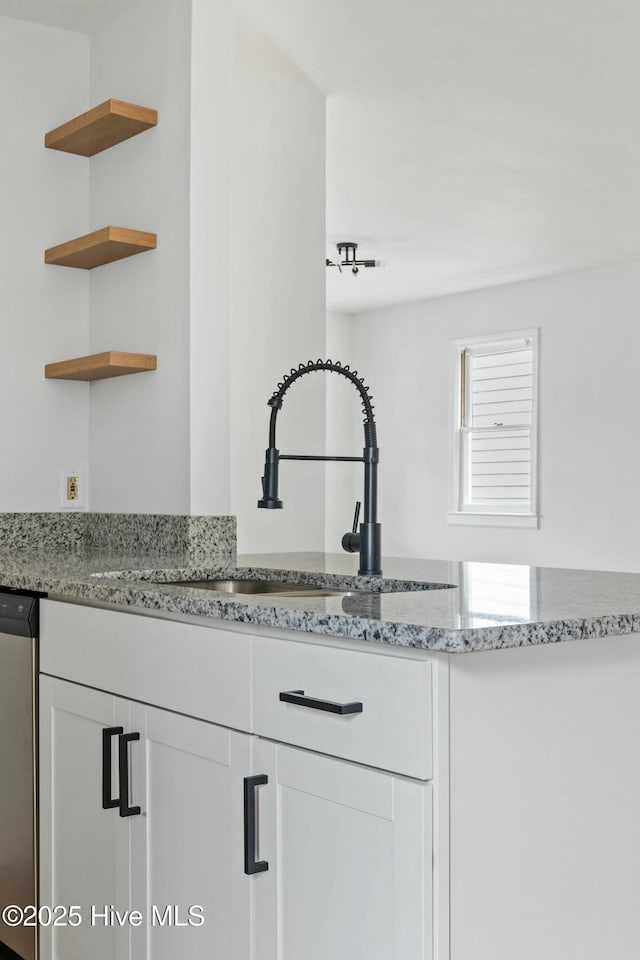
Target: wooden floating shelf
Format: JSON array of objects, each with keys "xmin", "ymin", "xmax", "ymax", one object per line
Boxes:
[
  {"xmin": 45, "ymin": 226, "xmax": 156, "ymax": 269},
  {"xmin": 45, "ymin": 352, "xmax": 157, "ymax": 382},
  {"xmin": 45, "ymin": 99, "xmax": 157, "ymax": 156}
]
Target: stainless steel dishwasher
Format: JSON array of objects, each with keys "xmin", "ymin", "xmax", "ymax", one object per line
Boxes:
[{"xmin": 0, "ymin": 591, "xmax": 40, "ymax": 960}]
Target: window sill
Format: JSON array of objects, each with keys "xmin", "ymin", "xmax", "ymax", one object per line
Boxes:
[{"xmin": 448, "ymin": 512, "xmax": 539, "ymax": 529}]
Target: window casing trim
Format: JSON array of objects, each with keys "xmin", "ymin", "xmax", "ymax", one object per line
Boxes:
[{"xmin": 449, "ymin": 328, "xmax": 539, "ymax": 522}]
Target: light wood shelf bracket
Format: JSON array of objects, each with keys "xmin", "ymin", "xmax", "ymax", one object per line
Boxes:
[
  {"xmin": 45, "ymin": 99, "xmax": 157, "ymax": 156},
  {"xmin": 44, "ymin": 227, "xmax": 156, "ymax": 269},
  {"xmin": 45, "ymin": 352, "xmax": 157, "ymax": 381}
]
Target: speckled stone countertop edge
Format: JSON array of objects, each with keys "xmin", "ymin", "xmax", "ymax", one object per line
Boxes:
[
  {"xmin": 3, "ymin": 549, "xmax": 640, "ymax": 654},
  {"xmin": 38, "ymin": 573, "xmax": 640, "ymax": 655}
]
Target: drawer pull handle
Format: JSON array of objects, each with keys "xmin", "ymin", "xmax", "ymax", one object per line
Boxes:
[
  {"xmin": 118, "ymin": 732, "xmax": 141, "ymax": 818},
  {"xmin": 244, "ymin": 775, "xmax": 269, "ymax": 875},
  {"xmin": 102, "ymin": 726, "xmax": 123, "ymax": 810},
  {"xmin": 279, "ymin": 689, "xmax": 363, "ymax": 715}
]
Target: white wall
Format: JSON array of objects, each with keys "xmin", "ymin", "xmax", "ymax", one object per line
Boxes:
[
  {"xmin": 352, "ymin": 261, "xmax": 640, "ymax": 573},
  {"xmin": 1, "ymin": 5, "xmax": 326, "ymax": 533},
  {"xmin": 88, "ymin": 0, "xmax": 324, "ymax": 532},
  {"xmin": 230, "ymin": 19, "xmax": 326, "ymax": 553},
  {"xmin": 0, "ymin": 17, "xmax": 90, "ymax": 510},
  {"xmin": 189, "ymin": 0, "xmax": 233, "ymax": 516},
  {"xmin": 88, "ymin": 0, "xmax": 193, "ymax": 513}
]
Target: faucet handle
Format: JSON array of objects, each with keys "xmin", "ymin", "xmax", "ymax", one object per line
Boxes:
[{"xmin": 342, "ymin": 501, "xmax": 362, "ymax": 554}]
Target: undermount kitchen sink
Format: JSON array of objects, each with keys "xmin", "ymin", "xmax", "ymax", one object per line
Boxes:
[
  {"xmin": 154, "ymin": 578, "xmax": 455, "ymax": 598},
  {"xmin": 160, "ymin": 579, "xmax": 365, "ymax": 598}
]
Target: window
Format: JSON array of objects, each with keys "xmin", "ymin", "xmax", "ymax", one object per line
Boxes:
[{"xmin": 449, "ymin": 330, "xmax": 538, "ymax": 527}]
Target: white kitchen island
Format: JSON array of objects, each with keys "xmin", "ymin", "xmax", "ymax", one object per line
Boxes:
[{"xmin": 20, "ymin": 547, "xmax": 640, "ymax": 960}]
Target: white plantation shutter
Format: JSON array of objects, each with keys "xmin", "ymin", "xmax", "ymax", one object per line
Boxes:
[
  {"xmin": 456, "ymin": 333, "xmax": 537, "ymax": 516},
  {"xmin": 468, "ymin": 430, "xmax": 531, "ymax": 506}
]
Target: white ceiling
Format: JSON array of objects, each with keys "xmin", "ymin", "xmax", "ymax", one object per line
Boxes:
[
  {"xmin": 238, "ymin": 0, "xmax": 640, "ymax": 312},
  {"xmin": 4, "ymin": 0, "xmax": 640, "ymax": 312}
]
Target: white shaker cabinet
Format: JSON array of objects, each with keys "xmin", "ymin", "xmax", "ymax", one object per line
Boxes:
[
  {"xmin": 253, "ymin": 739, "xmax": 432, "ymax": 960},
  {"xmin": 39, "ymin": 599, "xmax": 434, "ymax": 960},
  {"xmin": 39, "ymin": 677, "xmax": 133, "ymax": 960},
  {"xmin": 39, "ymin": 675, "xmax": 253, "ymax": 960},
  {"xmin": 128, "ymin": 702, "xmax": 252, "ymax": 960}
]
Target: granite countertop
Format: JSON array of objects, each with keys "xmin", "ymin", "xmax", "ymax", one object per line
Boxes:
[{"xmin": 2, "ymin": 546, "xmax": 640, "ymax": 653}]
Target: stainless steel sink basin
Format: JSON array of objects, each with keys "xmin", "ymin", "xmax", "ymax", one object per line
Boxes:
[
  {"xmin": 161, "ymin": 579, "xmax": 359, "ymax": 598},
  {"xmin": 149, "ymin": 576, "xmax": 456, "ymax": 599}
]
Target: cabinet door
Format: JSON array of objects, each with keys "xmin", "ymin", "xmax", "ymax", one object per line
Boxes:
[
  {"xmin": 129, "ymin": 704, "xmax": 252, "ymax": 960},
  {"xmin": 39, "ymin": 676, "xmax": 132, "ymax": 960},
  {"xmin": 254, "ymin": 740, "xmax": 433, "ymax": 960}
]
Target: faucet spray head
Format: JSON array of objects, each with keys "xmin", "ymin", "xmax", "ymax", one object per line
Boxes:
[{"xmin": 257, "ymin": 447, "xmax": 283, "ymax": 509}]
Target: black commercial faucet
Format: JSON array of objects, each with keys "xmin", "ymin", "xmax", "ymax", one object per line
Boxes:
[{"xmin": 258, "ymin": 359, "xmax": 382, "ymax": 576}]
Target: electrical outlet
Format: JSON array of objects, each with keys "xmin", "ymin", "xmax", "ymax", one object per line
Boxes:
[
  {"xmin": 66, "ymin": 475, "xmax": 79, "ymax": 500},
  {"xmin": 61, "ymin": 468, "xmax": 86, "ymax": 510}
]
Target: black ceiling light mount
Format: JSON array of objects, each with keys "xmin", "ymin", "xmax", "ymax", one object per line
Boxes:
[{"xmin": 326, "ymin": 241, "xmax": 381, "ymax": 275}]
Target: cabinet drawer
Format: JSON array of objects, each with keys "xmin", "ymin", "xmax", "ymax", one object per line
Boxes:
[
  {"xmin": 253, "ymin": 636, "xmax": 432, "ymax": 779},
  {"xmin": 40, "ymin": 600, "xmax": 252, "ymax": 732}
]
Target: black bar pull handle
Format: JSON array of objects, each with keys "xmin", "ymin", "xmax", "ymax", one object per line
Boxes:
[
  {"xmin": 118, "ymin": 732, "xmax": 141, "ymax": 818},
  {"xmin": 102, "ymin": 726, "xmax": 123, "ymax": 810},
  {"xmin": 279, "ymin": 689, "xmax": 363, "ymax": 716},
  {"xmin": 244, "ymin": 775, "xmax": 269, "ymax": 875}
]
